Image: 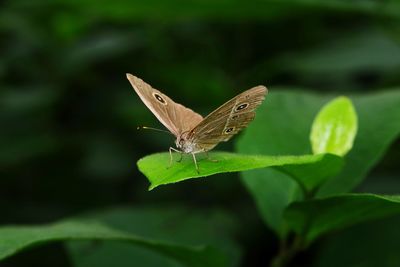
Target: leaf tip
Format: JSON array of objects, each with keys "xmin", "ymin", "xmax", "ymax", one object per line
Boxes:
[{"xmin": 147, "ymin": 182, "xmax": 159, "ymax": 190}]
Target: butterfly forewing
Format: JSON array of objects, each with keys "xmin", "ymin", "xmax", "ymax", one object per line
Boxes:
[
  {"xmin": 189, "ymin": 86, "xmax": 267, "ymax": 150},
  {"xmin": 126, "ymin": 74, "xmax": 203, "ymax": 136}
]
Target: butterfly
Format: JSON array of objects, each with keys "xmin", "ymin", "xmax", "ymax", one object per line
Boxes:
[{"xmin": 127, "ymin": 73, "xmax": 267, "ymax": 173}]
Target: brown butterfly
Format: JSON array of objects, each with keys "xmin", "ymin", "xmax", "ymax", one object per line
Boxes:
[{"xmin": 127, "ymin": 73, "xmax": 267, "ymax": 173}]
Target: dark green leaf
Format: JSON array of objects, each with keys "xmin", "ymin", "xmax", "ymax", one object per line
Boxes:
[
  {"xmin": 67, "ymin": 206, "xmax": 240, "ymax": 267},
  {"xmin": 284, "ymin": 193, "xmax": 400, "ymax": 244},
  {"xmin": 236, "ymin": 91, "xmax": 328, "ymax": 236},
  {"xmin": 318, "ymin": 90, "xmax": 400, "ymax": 195},
  {"xmin": 0, "ymin": 220, "xmax": 226, "ymax": 267},
  {"xmin": 314, "ymin": 215, "xmax": 400, "ymax": 267},
  {"xmin": 237, "ymin": 90, "xmax": 400, "ymax": 236}
]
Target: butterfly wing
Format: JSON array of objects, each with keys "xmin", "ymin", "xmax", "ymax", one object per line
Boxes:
[
  {"xmin": 188, "ymin": 85, "xmax": 267, "ymax": 151},
  {"xmin": 126, "ymin": 74, "xmax": 203, "ymax": 136}
]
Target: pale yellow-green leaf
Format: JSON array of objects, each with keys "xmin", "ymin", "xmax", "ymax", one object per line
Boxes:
[{"xmin": 310, "ymin": 96, "xmax": 358, "ymax": 156}]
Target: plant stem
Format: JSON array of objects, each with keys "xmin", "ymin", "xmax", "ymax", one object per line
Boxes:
[
  {"xmin": 270, "ymin": 234, "xmax": 303, "ymax": 267},
  {"xmin": 270, "ymin": 176, "xmax": 314, "ymax": 267}
]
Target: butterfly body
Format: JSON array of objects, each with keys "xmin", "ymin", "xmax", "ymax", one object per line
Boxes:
[
  {"xmin": 127, "ymin": 73, "xmax": 267, "ymax": 172},
  {"xmin": 176, "ymin": 131, "xmax": 202, "ymax": 153}
]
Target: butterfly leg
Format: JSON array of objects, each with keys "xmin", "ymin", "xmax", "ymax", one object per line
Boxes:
[
  {"xmin": 191, "ymin": 153, "xmax": 200, "ymax": 174},
  {"xmin": 169, "ymin": 147, "xmax": 182, "ymax": 168},
  {"xmin": 205, "ymin": 151, "xmax": 219, "ymax": 163},
  {"xmin": 176, "ymin": 152, "xmax": 183, "ymax": 162}
]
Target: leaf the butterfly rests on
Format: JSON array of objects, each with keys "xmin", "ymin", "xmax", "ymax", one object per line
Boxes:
[{"xmin": 126, "ymin": 73, "xmax": 268, "ymax": 172}]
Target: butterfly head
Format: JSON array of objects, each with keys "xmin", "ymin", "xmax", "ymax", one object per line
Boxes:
[{"xmin": 176, "ymin": 131, "xmax": 197, "ymax": 153}]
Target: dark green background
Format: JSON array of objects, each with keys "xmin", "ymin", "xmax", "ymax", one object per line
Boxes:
[{"xmin": 1, "ymin": 1, "xmax": 399, "ymax": 266}]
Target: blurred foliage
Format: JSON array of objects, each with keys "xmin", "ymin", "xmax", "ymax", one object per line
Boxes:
[
  {"xmin": 285, "ymin": 194, "xmax": 400, "ymax": 243},
  {"xmin": 66, "ymin": 206, "xmax": 240, "ymax": 267},
  {"xmin": 1, "ymin": 0, "xmax": 399, "ymax": 266},
  {"xmin": 237, "ymin": 89, "xmax": 400, "ymax": 237}
]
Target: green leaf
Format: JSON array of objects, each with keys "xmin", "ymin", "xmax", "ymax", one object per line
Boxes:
[
  {"xmin": 236, "ymin": 90, "xmax": 400, "ymax": 236},
  {"xmin": 284, "ymin": 194, "xmax": 400, "ymax": 244},
  {"xmin": 137, "ymin": 152, "xmax": 343, "ymax": 191},
  {"xmin": 314, "ymin": 215, "xmax": 400, "ymax": 267},
  {"xmin": 0, "ymin": 220, "xmax": 226, "ymax": 267},
  {"xmin": 318, "ymin": 90, "xmax": 400, "ymax": 195},
  {"xmin": 66, "ymin": 206, "xmax": 240, "ymax": 267},
  {"xmin": 236, "ymin": 91, "xmax": 329, "ymax": 236},
  {"xmin": 310, "ymin": 96, "xmax": 357, "ymax": 156}
]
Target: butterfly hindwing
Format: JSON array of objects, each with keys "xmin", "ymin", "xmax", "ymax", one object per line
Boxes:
[{"xmin": 189, "ymin": 86, "xmax": 267, "ymax": 151}]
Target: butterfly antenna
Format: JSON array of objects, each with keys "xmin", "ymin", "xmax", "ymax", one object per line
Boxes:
[{"xmin": 137, "ymin": 126, "xmax": 173, "ymax": 135}]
